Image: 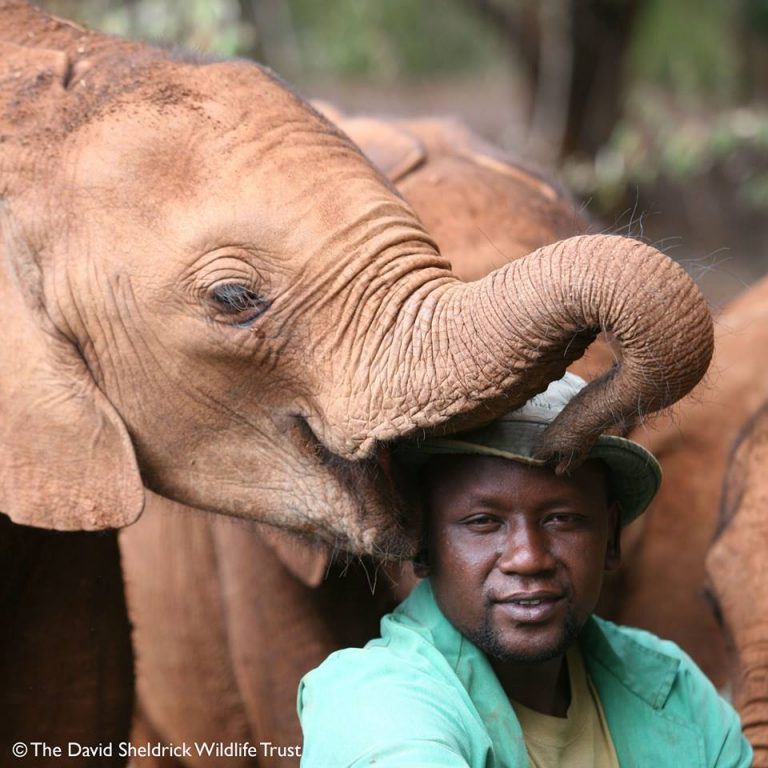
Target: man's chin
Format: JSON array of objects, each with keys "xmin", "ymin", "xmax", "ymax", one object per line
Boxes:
[
  {"xmin": 470, "ymin": 613, "xmax": 584, "ymax": 665},
  {"xmin": 488, "ymin": 640, "xmax": 570, "ymax": 665}
]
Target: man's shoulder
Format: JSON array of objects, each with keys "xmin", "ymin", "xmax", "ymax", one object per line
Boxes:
[
  {"xmin": 589, "ymin": 615, "xmax": 712, "ymax": 679},
  {"xmin": 305, "ymin": 578, "xmax": 462, "ymax": 682},
  {"xmin": 587, "ymin": 614, "xmax": 709, "ymax": 701},
  {"xmin": 297, "ymin": 619, "xmax": 487, "ymax": 767},
  {"xmin": 590, "ymin": 614, "xmax": 692, "ymax": 663},
  {"xmin": 586, "ymin": 617, "xmax": 752, "ymax": 766},
  {"xmin": 297, "ymin": 583, "xmax": 491, "ymax": 754},
  {"xmin": 299, "ymin": 606, "xmax": 458, "ymax": 701},
  {"xmin": 300, "ymin": 641, "xmax": 430, "ymax": 690},
  {"xmin": 587, "ymin": 617, "xmax": 725, "ymax": 721}
]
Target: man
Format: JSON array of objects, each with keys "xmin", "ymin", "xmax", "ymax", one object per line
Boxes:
[{"xmin": 297, "ymin": 374, "xmax": 752, "ymax": 767}]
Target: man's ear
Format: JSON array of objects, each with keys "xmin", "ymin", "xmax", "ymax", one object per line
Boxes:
[
  {"xmin": 604, "ymin": 501, "xmax": 622, "ymax": 572},
  {"xmin": 412, "ymin": 549, "xmax": 430, "ymax": 579}
]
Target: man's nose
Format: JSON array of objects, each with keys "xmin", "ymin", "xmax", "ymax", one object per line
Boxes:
[{"xmin": 496, "ymin": 523, "xmax": 556, "ymax": 575}]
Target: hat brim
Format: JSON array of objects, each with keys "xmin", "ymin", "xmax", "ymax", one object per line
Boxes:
[{"xmin": 394, "ymin": 427, "xmax": 660, "ymax": 527}]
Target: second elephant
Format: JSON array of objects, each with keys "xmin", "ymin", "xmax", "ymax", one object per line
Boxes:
[{"xmin": 706, "ymin": 402, "xmax": 768, "ymax": 766}]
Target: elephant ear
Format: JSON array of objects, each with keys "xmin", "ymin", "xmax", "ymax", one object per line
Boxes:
[
  {"xmin": 0, "ymin": 207, "xmax": 144, "ymax": 530},
  {"xmin": 312, "ymin": 101, "xmax": 426, "ymax": 182},
  {"xmin": 401, "ymin": 117, "xmax": 563, "ymax": 200}
]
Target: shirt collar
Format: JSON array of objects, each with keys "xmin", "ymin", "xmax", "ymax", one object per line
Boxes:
[
  {"xmin": 395, "ymin": 579, "xmax": 528, "ymax": 763},
  {"xmin": 581, "ymin": 615, "xmax": 680, "ymax": 709}
]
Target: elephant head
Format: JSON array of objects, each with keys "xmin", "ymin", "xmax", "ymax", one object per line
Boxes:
[
  {"xmin": 706, "ymin": 404, "xmax": 768, "ymax": 764},
  {"xmin": 0, "ymin": 1, "xmax": 714, "ymax": 556}
]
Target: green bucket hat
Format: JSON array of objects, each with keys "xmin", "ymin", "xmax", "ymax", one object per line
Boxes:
[{"xmin": 395, "ymin": 372, "xmax": 661, "ymax": 526}]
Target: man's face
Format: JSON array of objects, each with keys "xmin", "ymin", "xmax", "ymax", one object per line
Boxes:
[{"xmin": 422, "ymin": 455, "xmax": 620, "ymax": 664}]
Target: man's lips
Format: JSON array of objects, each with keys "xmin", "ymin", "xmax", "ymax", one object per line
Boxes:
[{"xmin": 492, "ymin": 591, "xmax": 565, "ymax": 623}]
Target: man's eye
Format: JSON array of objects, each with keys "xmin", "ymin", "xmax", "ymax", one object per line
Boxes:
[
  {"xmin": 545, "ymin": 513, "xmax": 584, "ymax": 526},
  {"xmin": 209, "ymin": 283, "xmax": 271, "ymax": 327},
  {"xmin": 463, "ymin": 515, "xmax": 500, "ymax": 530}
]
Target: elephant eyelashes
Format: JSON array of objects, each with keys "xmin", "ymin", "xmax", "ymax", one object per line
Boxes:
[{"xmin": 209, "ymin": 283, "xmax": 271, "ymax": 327}]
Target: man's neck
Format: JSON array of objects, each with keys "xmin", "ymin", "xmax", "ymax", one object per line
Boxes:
[{"xmin": 489, "ymin": 653, "xmax": 571, "ymax": 717}]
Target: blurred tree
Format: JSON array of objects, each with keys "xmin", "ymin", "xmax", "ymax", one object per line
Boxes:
[
  {"xmin": 630, "ymin": 0, "xmax": 738, "ymax": 101},
  {"xmin": 277, "ymin": 0, "xmax": 505, "ymax": 81},
  {"xmin": 463, "ymin": 0, "xmax": 642, "ymax": 162},
  {"xmin": 741, "ymin": 0, "xmax": 768, "ymax": 101}
]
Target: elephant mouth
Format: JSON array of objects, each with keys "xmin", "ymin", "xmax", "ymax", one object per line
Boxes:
[{"xmin": 297, "ymin": 418, "xmax": 420, "ymax": 558}]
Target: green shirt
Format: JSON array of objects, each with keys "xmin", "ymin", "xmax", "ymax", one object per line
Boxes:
[{"xmin": 298, "ymin": 580, "xmax": 751, "ymax": 767}]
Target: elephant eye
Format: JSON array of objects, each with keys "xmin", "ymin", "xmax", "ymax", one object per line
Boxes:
[{"xmin": 209, "ymin": 283, "xmax": 270, "ymax": 327}]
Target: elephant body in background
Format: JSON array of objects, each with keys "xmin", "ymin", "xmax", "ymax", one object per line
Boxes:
[
  {"xmin": 0, "ymin": 1, "xmax": 714, "ymax": 765},
  {"xmin": 121, "ymin": 113, "xmax": 614, "ymax": 768},
  {"xmin": 706, "ymin": 396, "xmax": 768, "ymax": 766},
  {"xmin": 602, "ymin": 275, "xmax": 768, "ymax": 687},
  {"xmin": 124, "ymin": 498, "xmax": 398, "ymax": 768},
  {"xmin": 0, "ymin": 524, "xmax": 132, "ymax": 768}
]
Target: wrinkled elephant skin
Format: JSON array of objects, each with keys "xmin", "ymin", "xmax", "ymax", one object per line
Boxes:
[
  {"xmin": 122, "ymin": 114, "xmax": 628, "ymax": 768},
  {"xmin": 1, "ymin": 1, "xmax": 713, "ymax": 557},
  {"xmin": 707, "ymin": 405, "xmax": 768, "ymax": 765}
]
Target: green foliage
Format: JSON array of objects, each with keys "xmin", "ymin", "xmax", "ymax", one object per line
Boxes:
[
  {"xmin": 564, "ymin": 94, "xmax": 768, "ymax": 213},
  {"xmin": 284, "ymin": 0, "xmax": 505, "ymax": 79},
  {"xmin": 745, "ymin": 0, "xmax": 768, "ymax": 37},
  {"xmin": 630, "ymin": 0, "xmax": 739, "ymax": 101},
  {"xmin": 45, "ymin": 0, "xmax": 246, "ymax": 55}
]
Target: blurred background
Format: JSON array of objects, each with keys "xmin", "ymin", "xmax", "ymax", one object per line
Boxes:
[{"xmin": 41, "ymin": 0, "xmax": 768, "ymax": 307}]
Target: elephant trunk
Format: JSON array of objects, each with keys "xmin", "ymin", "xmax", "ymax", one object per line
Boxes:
[{"xmin": 338, "ymin": 234, "xmax": 713, "ymax": 464}]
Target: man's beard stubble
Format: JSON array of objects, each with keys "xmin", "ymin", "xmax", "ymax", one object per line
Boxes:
[{"xmin": 466, "ymin": 604, "xmax": 584, "ymax": 664}]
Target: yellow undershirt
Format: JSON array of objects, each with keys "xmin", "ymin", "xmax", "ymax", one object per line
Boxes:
[{"xmin": 510, "ymin": 645, "xmax": 620, "ymax": 768}]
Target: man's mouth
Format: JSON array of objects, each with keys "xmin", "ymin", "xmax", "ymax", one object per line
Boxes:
[
  {"xmin": 497, "ymin": 590, "xmax": 563, "ymax": 603},
  {"xmin": 492, "ymin": 591, "xmax": 565, "ymax": 623}
]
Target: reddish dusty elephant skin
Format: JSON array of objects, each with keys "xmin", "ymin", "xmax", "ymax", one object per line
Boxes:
[
  {"xmin": 121, "ymin": 114, "xmax": 618, "ymax": 768},
  {"xmin": 600, "ymin": 275, "xmax": 768, "ymax": 687},
  {"xmin": 706, "ymin": 404, "xmax": 768, "ymax": 765},
  {"xmin": 314, "ymin": 103, "xmax": 588, "ymax": 278},
  {"xmin": 1, "ymin": 2, "xmax": 712, "ymax": 765},
  {"xmin": 320, "ymin": 106, "xmax": 619, "ymax": 383},
  {"xmin": 0, "ymin": 0, "xmax": 711, "ymax": 554},
  {"xmin": 122, "ymin": 495, "xmax": 400, "ymax": 768},
  {"xmin": 0, "ymin": 516, "xmax": 133, "ymax": 768}
]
